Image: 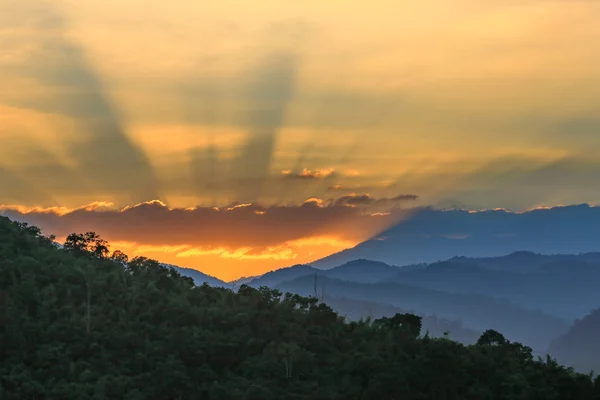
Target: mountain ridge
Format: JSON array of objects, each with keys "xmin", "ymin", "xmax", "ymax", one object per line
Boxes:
[{"xmin": 311, "ymin": 204, "xmax": 600, "ymax": 268}]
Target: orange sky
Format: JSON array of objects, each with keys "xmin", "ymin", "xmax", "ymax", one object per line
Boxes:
[
  {"xmin": 1, "ymin": 0, "xmax": 600, "ymax": 279},
  {"xmin": 0, "ymin": 200, "xmax": 414, "ymax": 281}
]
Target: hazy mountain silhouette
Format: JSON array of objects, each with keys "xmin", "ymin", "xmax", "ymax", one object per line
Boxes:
[
  {"xmin": 276, "ymin": 274, "xmax": 568, "ymax": 353},
  {"xmin": 322, "ymin": 296, "xmax": 482, "ymax": 345},
  {"xmin": 324, "ymin": 259, "xmax": 401, "ymax": 283},
  {"xmin": 312, "ymin": 204, "xmax": 600, "ymax": 268},
  {"xmin": 246, "ymin": 264, "xmax": 318, "ymax": 287},
  {"xmin": 385, "ymin": 254, "xmax": 600, "ymax": 320},
  {"xmin": 548, "ymin": 308, "xmax": 600, "ymax": 374},
  {"xmin": 447, "ymin": 251, "xmax": 600, "ymax": 273},
  {"xmin": 160, "ymin": 249, "xmax": 600, "ymax": 357},
  {"xmin": 245, "ymin": 259, "xmax": 400, "ymax": 287}
]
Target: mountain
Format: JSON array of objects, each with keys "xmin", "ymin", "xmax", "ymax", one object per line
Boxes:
[
  {"xmin": 161, "ymin": 263, "xmax": 228, "ymax": 287},
  {"xmin": 312, "ymin": 204, "xmax": 600, "ymax": 268},
  {"xmin": 448, "ymin": 251, "xmax": 600, "ymax": 273},
  {"xmin": 324, "ymin": 259, "xmax": 400, "ymax": 283},
  {"xmin": 384, "ymin": 254, "xmax": 600, "ymax": 320},
  {"xmin": 246, "ymin": 264, "xmax": 319, "ymax": 287},
  {"xmin": 276, "ymin": 274, "xmax": 569, "ymax": 353},
  {"xmin": 229, "ymin": 275, "xmax": 261, "ymax": 286},
  {"xmin": 247, "ymin": 259, "xmax": 400, "ymax": 288},
  {"xmin": 1, "ymin": 216, "xmax": 596, "ymax": 398},
  {"xmin": 548, "ymin": 308, "xmax": 600, "ymax": 374}
]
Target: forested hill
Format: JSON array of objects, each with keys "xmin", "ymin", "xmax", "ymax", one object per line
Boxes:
[{"xmin": 1, "ymin": 216, "xmax": 599, "ymax": 399}]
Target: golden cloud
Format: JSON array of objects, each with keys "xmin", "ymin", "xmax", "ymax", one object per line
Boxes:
[{"xmin": 281, "ymin": 168, "xmax": 336, "ymax": 179}]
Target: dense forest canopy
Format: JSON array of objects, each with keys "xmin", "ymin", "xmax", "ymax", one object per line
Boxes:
[{"xmin": 1, "ymin": 216, "xmax": 599, "ymax": 399}]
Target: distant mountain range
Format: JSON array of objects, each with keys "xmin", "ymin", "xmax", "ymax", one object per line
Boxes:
[
  {"xmin": 100, "ymin": 204, "xmax": 600, "ymax": 370},
  {"xmin": 232, "ymin": 252, "xmax": 600, "ymax": 319},
  {"xmin": 41, "ymin": 207, "xmax": 600, "ymax": 373},
  {"xmin": 312, "ymin": 204, "xmax": 600, "ymax": 268},
  {"xmin": 244, "ymin": 259, "xmax": 400, "ymax": 288},
  {"xmin": 169, "ymin": 251, "xmax": 600, "ymax": 357},
  {"xmin": 276, "ymin": 273, "xmax": 567, "ymax": 353}
]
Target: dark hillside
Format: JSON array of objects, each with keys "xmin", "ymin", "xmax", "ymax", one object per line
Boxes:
[{"xmin": 0, "ymin": 216, "xmax": 598, "ymax": 399}]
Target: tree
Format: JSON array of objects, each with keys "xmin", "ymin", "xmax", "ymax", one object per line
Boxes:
[
  {"xmin": 63, "ymin": 232, "xmax": 110, "ymax": 259},
  {"xmin": 374, "ymin": 313, "xmax": 423, "ymax": 339},
  {"xmin": 477, "ymin": 329, "xmax": 509, "ymax": 346},
  {"xmin": 111, "ymin": 250, "xmax": 129, "ymax": 264}
]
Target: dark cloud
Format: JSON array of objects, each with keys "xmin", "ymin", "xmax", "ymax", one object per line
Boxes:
[
  {"xmin": 391, "ymin": 194, "xmax": 419, "ymax": 201},
  {"xmin": 1, "ymin": 199, "xmax": 410, "ymax": 250},
  {"xmin": 327, "ymin": 183, "xmax": 399, "ymax": 192},
  {"xmin": 335, "ymin": 194, "xmax": 375, "ymax": 206},
  {"xmin": 334, "ymin": 193, "xmax": 419, "ymax": 207}
]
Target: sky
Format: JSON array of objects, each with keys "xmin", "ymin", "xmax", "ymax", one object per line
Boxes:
[{"xmin": 1, "ymin": 0, "xmax": 600, "ymax": 280}]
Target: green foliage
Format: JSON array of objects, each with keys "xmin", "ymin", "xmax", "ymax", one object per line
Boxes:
[{"xmin": 0, "ymin": 216, "xmax": 597, "ymax": 399}]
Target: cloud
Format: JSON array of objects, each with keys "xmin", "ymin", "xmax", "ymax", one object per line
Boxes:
[
  {"xmin": 0, "ymin": 198, "xmax": 410, "ymax": 252},
  {"xmin": 0, "ymin": 201, "xmax": 113, "ymax": 217},
  {"xmin": 391, "ymin": 194, "xmax": 419, "ymax": 201},
  {"xmin": 0, "ymin": 165, "xmax": 55, "ymax": 205},
  {"xmin": 335, "ymin": 193, "xmax": 375, "ymax": 206},
  {"xmin": 544, "ymin": 116, "xmax": 600, "ymax": 152},
  {"xmin": 2, "ymin": 0, "xmax": 600, "ymax": 214},
  {"xmin": 1, "ymin": 136, "xmax": 91, "ymax": 203},
  {"xmin": 432, "ymin": 155, "xmax": 600, "ymax": 210},
  {"xmin": 281, "ymin": 168, "xmax": 336, "ymax": 180},
  {"xmin": 334, "ymin": 193, "xmax": 419, "ymax": 207},
  {"xmin": 327, "ymin": 183, "xmax": 399, "ymax": 192},
  {"xmin": 184, "ymin": 39, "xmax": 303, "ymax": 205},
  {"xmin": 0, "ymin": 1, "xmax": 161, "ymax": 205}
]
